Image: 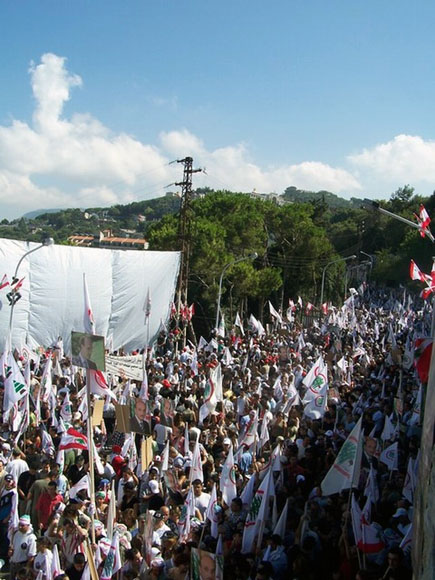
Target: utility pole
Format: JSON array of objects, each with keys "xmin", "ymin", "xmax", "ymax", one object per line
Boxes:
[{"xmin": 175, "ymin": 157, "xmax": 201, "ymax": 346}]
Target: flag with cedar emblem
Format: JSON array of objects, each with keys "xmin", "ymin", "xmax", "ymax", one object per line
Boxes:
[{"xmin": 59, "ymin": 427, "xmax": 88, "ymax": 451}]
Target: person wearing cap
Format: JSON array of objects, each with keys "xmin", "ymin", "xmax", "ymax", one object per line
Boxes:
[
  {"xmin": 152, "ymin": 511, "xmax": 171, "ymax": 548},
  {"xmin": 0, "ymin": 473, "xmax": 18, "ymax": 561},
  {"xmin": 9, "ymin": 514, "xmax": 37, "ymax": 580},
  {"xmin": 95, "ymin": 491, "xmax": 108, "ymax": 524},
  {"xmin": 142, "ymin": 473, "xmax": 164, "ymax": 512},
  {"xmin": 391, "ymin": 507, "xmax": 411, "ymax": 537}
]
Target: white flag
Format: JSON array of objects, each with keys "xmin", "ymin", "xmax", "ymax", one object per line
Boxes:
[
  {"xmin": 381, "ymin": 415, "xmax": 396, "ymax": 442},
  {"xmin": 241, "ymin": 468, "xmax": 272, "ymax": 553},
  {"xmin": 3, "ymin": 352, "xmax": 28, "ymax": 413},
  {"xmin": 205, "ymin": 483, "xmax": 219, "ymax": 538},
  {"xmin": 189, "ymin": 439, "xmax": 203, "ymax": 483},
  {"xmin": 220, "ymin": 445, "xmax": 237, "ymax": 507},
  {"xmin": 268, "ymin": 301, "xmax": 282, "ymax": 324},
  {"xmin": 235, "ymin": 312, "xmax": 245, "ymax": 336},
  {"xmin": 303, "ymin": 389, "xmax": 328, "ymax": 420},
  {"xmin": 402, "ymin": 456, "xmax": 417, "ymax": 503},
  {"xmin": 379, "ymin": 442, "xmax": 398, "ymax": 471},
  {"xmin": 303, "ymin": 357, "xmax": 328, "ymax": 403},
  {"xmin": 273, "ymin": 497, "xmax": 289, "ymax": 539},
  {"xmin": 321, "ymin": 417, "xmax": 363, "ymax": 496},
  {"xmin": 83, "ymin": 273, "xmax": 95, "ymax": 335}
]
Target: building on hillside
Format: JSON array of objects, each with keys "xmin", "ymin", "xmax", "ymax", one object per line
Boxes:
[
  {"xmin": 68, "ymin": 229, "xmax": 148, "ymax": 250},
  {"xmin": 249, "ymin": 190, "xmax": 288, "ymax": 205}
]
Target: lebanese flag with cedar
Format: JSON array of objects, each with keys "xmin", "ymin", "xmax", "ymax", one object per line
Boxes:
[{"xmin": 59, "ymin": 428, "xmax": 88, "ymax": 451}]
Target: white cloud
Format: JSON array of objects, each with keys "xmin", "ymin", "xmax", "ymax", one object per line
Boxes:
[
  {"xmin": 349, "ymin": 134, "xmax": 435, "ymax": 185},
  {"xmin": 0, "ymin": 53, "xmax": 366, "ymax": 218}
]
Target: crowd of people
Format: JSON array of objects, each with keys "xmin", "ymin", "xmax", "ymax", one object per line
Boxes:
[{"xmin": 0, "ymin": 285, "xmax": 425, "ymax": 580}]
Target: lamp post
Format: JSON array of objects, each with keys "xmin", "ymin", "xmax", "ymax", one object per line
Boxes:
[
  {"xmin": 320, "ymin": 255, "xmax": 356, "ymax": 307},
  {"xmin": 215, "ymin": 252, "xmax": 257, "ymax": 329},
  {"xmin": 8, "ymin": 238, "xmax": 54, "ymax": 345}
]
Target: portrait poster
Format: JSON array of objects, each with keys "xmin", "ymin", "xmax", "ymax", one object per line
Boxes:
[
  {"xmin": 191, "ymin": 548, "xmax": 216, "ymax": 580},
  {"xmin": 129, "ymin": 397, "xmax": 151, "ymax": 435},
  {"xmin": 71, "ymin": 331, "xmax": 106, "ymax": 371}
]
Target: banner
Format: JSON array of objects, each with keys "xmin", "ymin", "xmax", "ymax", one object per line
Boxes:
[{"xmin": 105, "ymin": 355, "xmax": 143, "ymax": 381}]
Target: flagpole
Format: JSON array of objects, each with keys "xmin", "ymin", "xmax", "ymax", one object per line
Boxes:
[{"xmin": 86, "ymin": 369, "xmax": 96, "ymax": 545}]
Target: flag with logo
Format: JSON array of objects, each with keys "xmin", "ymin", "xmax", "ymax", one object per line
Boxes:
[
  {"xmin": 220, "ymin": 445, "xmax": 237, "ymax": 507},
  {"xmin": 379, "ymin": 442, "xmax": 398, "ymax": 471},
  {"xmin": 321, "ymin": 417, "xmax": 363, "ymax": 496},
  {"xmin": 59, "ymin": 427, "xmax": 88, "ymax": 451},
  {"xmin": 100, "ymin": 531, "xmax": 121, "ymax": 580},
  {"xmin": 3, "ymin": 352, "xmax": 27, "ymax": 414},
  {"xmin": 241, "ymin": 467, "xmax": 272, "ymax": 553},
  {"xmin": 88, "ymin": 370, "xmax": 116, "ymax": 400},
  {"xmin": 303, "ymin": 356, "xmax": 328, "ymax": 402},
  {"xmin": 303, "ymin": 388, "xmax": 328, "ymax": 420}
]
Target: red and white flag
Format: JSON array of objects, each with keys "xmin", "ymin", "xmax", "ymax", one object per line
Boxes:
[
  {"xmin": 409, "ymin": 260, "xmax": 429, "ymax": 283},
  {"xmin": 0, "ymin": 274, "xmax": 9, "ymax": 290},
  {"xmin": 321, "ymin": 302, "xmax": 329, "ymax": 315},
  {"xmin": 88, "ymin": 370, "xmax": 116, "ymax": 400},
  {"xmin": 305, "ymin": 302, "xmax": 314, "ymax": 315},
  {"xmin": 83, "ymin": 273, "xmax": 95, "ymax": 335},
  {"xmin": 415, "ymin": 204, "xmax": 431, "ymax": 237},
  {"xmin": 59, "ymin": 427, "xmax": 88, "ymax": 451},
  {"xmin": 351, "ymin": 495, "xmax": 385, "ymax": 554}
]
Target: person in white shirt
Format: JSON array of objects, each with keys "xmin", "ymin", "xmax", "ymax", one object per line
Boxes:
[
  {"xmin": 33, "ymin": 536, "xmax": 53, "ymax": 580},
  {"xmin": 9, "ymin": 515, "xmax": 37, "ymax": 579},
  {"xmin": 152, "ymin": 511, "xmax": 171, "ymax": 547},
  {"xmin": 192, "ymin": 480, "xmax": 210, "ymax": 520}
]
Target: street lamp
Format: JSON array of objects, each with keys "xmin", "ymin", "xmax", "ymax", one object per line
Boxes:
[
  {"xmin": 215, "ymin": 252, "xmax": 257, "ymax": 329},
  {"xmin": 320, "ymin": 255, "xmax": 356, "ymax": 307},
  {"xmin": 8, "ymin": 238, "xmax": 54, "ymax": 345}
]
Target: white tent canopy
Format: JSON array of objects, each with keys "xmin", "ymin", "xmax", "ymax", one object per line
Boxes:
[{"xmin": 0, "ymin": 239, "xmax": 180, "ymax": 353}]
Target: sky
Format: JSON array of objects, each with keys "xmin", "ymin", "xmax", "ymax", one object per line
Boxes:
[{"xmin": 1, "ymin": 1, "xmax": 435, "ymax": 219}]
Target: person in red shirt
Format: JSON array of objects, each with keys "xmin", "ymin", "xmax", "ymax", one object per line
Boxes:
[{"xmin": 35, "ymin": 481, "xmax": 63, "ymax": 532}]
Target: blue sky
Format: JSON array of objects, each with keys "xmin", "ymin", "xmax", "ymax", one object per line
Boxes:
[{"xmin": 1, "ymin": 1, "xmax": 435, "ymax": 218}]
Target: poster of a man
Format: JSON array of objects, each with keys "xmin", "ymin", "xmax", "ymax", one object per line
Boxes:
[
  {"xmin": 71, "ymin": 332, "xmax": 105, "ymax": 371},
  {"xmin": 129, "ymin": 397, "xmax": 150, "ymax": 435},
  {"xmin": 191, "ymin": 548, "xmax": 216, "ymax": 580}
]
